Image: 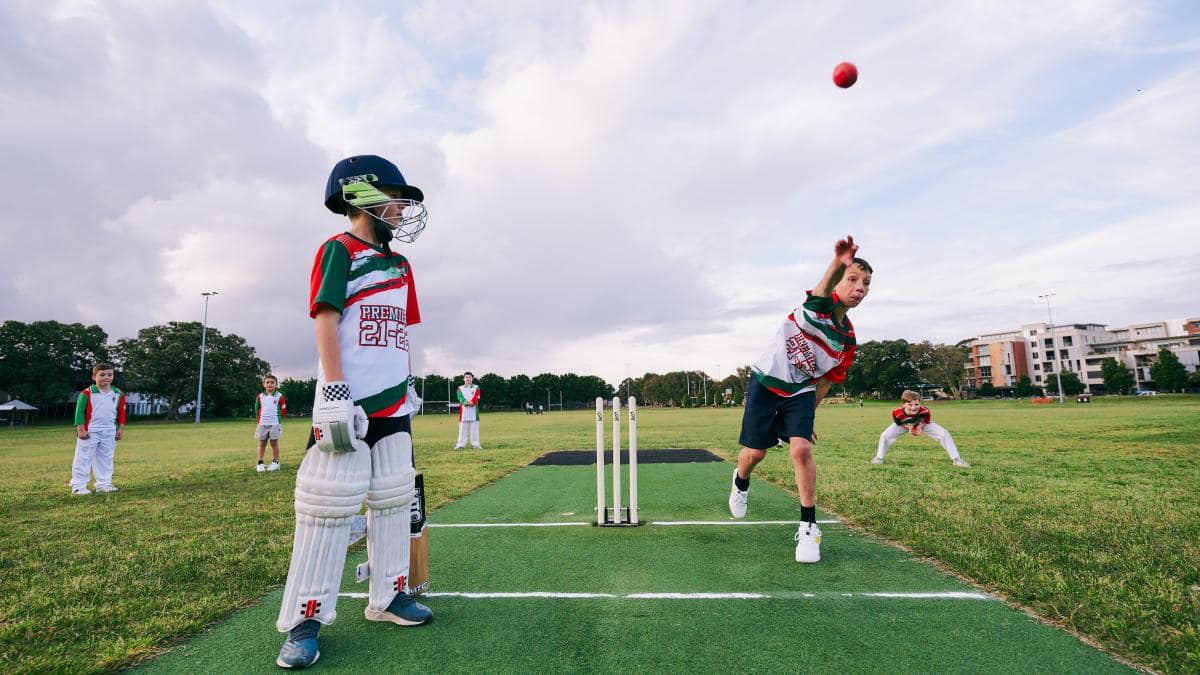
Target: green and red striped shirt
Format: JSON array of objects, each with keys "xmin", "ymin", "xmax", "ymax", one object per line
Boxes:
[
  {"xmin": 751, "ymin": 292, "xmax": 857, "ymax": 397},
  {"xmin": 309, "ymin": 232, "xmax": 420, "ymax": 418}
]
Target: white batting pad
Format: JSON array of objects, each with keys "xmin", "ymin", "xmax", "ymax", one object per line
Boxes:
[
  {"xmin": 276, "ymin": 443, "xmax": 372, "ymax": 632},
  {"xmin": 365, "ymin": 432, "xmax": 418, "ymax": 611}
]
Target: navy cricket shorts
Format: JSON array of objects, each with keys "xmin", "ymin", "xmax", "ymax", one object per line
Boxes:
[{"xmin": 738, "ymin": 376, "xmax": 816, "ymax": 450}]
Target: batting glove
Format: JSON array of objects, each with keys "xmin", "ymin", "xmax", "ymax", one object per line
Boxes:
[{"xmin": 312, "ymin": 381, "xmax": 369, "ymax": 453}]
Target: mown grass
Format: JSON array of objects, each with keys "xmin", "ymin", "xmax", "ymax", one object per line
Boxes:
[{"xmin": 0, "ymin": 397, "xmax": 1197, "ymax": 673}]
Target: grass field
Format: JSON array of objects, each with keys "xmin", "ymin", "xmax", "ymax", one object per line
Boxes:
[{"xmin": 1, "ymin": 397, "xmax": 1198, "ymax": 672}]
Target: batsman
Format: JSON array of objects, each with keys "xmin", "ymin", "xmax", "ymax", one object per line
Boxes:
[{"xmin": 275, "ymin": 155, "xmax": 433, "ymax": 669}]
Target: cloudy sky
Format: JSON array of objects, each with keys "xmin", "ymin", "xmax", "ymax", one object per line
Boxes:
[{"xmin": 2, "ymin": 0, "xmax": 1198, "ymax": 386}]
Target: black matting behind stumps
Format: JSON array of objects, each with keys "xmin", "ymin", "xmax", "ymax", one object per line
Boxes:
[{"xmin": 529, "ymin": 448, "xmax": 723, "ymax": 466}]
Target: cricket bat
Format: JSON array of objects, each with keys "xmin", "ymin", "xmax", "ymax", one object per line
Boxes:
[{"xmin": 408, "ymin": 471, "xmax": 430, "ymax": 595}]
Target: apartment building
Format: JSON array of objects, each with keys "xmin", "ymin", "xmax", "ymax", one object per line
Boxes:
[{"xmin": 964, "ymin": 318, "xmax": 1199, "ymax": 393}]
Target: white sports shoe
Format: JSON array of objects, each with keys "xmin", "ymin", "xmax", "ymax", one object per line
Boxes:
[
  {"xmin": 71, "ymin": 487, "xmax": 91, "ymax": 496},
  {"xmin": 870, "ymin": 456, "xmax": 884, "ymax": 465},
  {"xmin": 728, "ymin": 468, "xmax": 748, "ymax": 518},
  {"xmin": 94, "ymin": 485, "xmax": 119, "ymax": 493},
  {"xmin": 952, "ymin": 458, "xmax": 971, "ymax": 468},
  {"xmin": 256, "ymin": 463, "xmax": 266, "ymax": 473},
  {"xmin": 795, "ymin": 522, "xmax": 821, "ymax": 563},
  {"xmin": 453, "ymin": 445, "xmax": 465, "ymax": 451},
  {"xmin": 266, "ymin": 461, "xmax": 280, "ymax": 471}
]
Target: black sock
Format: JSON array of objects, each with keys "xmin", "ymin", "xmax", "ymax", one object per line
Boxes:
[
  {"xmin": 800, "ymin": 505, "xmax": 816, "ymax": 524},
  {"xmin": 258, "ymin": 460, "xmax": 264, "ymax": 465},
  {"xmin": 733, "ymin": 473, "xmax": 750, "ymax": 491}
]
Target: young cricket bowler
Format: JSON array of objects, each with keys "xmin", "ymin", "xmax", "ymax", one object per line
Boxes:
[{"xmin": 728, "ymin": 236, "xmax": 870, "ymax": 563}]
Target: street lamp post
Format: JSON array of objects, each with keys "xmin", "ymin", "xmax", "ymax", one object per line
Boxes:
[
  {"xmin": 1039, "ymin": 292, "xmax": 1065, "ymax": 404},
  {"xmin": 195, "ymin": 291, "xmax": 219, "ymax": 423}
]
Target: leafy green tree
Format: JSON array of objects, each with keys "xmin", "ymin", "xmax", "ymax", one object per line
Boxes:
[
  {"xmin": 476, "ymin": 373, "xmax": 508, "ymax": 409},
  {"xmin": 0, "ymin": 320, "xmax": 110, "ymax": 412},
  {"xmin": 910, "ymin": 341, "xmax": 969, "ymax": 398},
  {"xmin": 418, "ymin": 373, "xmax": 450, "ymax": 407},
  {"xmin": 845, "ymin": 340, "xmax": 918, "ymax": 398},
  {"xmin": 114, "ymin": 322, "xmax": 269, "ymax": 420},
  {"xmin": 978, "ymin": 382, "xmax": 997, "ymax": 397},
  {"xmin": 1099, "ymin": 358, "xmax": 1135, "ymax": 395},
  {"xmin": 1150, "ymin": 348, "xmax": 1189, "ymax": 392},
  {"xmin": 718, "ymin": 375, "xmax": 743, "ymax": 405},
  {"xmin": 279, "ymin": 377, "xmax": 316, "ymax": 416},
  {"xmin": 1014, "ymin": 375, "xmax": 1038, "ymax": 397},
  {"xmin": 1045, "ymin": 372, "xmax": 1085, "ymax": 396},
  {"xmin": 1189, "ymin": 369, "xmax": 1200, "ymax": 391}
]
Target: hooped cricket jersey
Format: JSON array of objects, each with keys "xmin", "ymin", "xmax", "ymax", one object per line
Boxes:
[
  {"xmin": 74, "ymin": 385, "xmax": 127, "ymax": 431},
  {"xmin": 456, "ymin": 385, "xmax": 480, "ymax": 422},
  {"xmin": 751, "ymin": 292, "xmax": 856, "ymax": 397},
  {"xmin": 892, "ymin": 406, "xmax": 932, "ymax": 427},
  {"xmin": 256, "ymin": 391, "xmax": 287, "ymax": 425},
  {"xmin": 309, "ymin": 232, "xmax": 420, "ymax": 418}
]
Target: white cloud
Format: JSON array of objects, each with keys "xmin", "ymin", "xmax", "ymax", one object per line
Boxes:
[{"xmin": 2, "ymin": 1, "xmax": 1196, "ymax": 388}]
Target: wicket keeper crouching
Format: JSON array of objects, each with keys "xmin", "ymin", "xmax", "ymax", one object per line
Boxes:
[{"xmin": 276, "ymin": 155, "xmax": 433, "ymax": 669}]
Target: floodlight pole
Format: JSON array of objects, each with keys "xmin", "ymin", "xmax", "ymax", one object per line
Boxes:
[
  {"xmin": 195, "ymin": 291, "xmax": 219, "ymax": 423},
  {"xmin": 1039, "ymin": 292, "xmax": 1065, "ymax": 404}
]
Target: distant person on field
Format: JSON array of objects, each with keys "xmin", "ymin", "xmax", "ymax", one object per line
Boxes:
[
  {"xmin": 274, "ymin": 154, "xmax": 432, "ymax": 669},
  {"xmin": 727, "ymin": 236, "xmax": 870, "ymax": 564},
  {"xmin": 69, "ymin": 362, "xmax": 126, "ymax": 495},
  {"xmin": 537, "ymin": 404, "xmax": 543, "ymax": 414},
  {"xmin": 454, "ymin": 372, "xmax": 482, "ymax": 449},
  {"xmin": 872, "ymin": 390, "xmax": 969, "ymax": 467},
  {"xmin": 254, "ymin": 375, "xmax": 287, "ymax": 472}
]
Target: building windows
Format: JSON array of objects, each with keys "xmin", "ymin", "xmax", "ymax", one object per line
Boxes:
[
  {"xmin": 1032, "ymin": 352, "xmax": 1039, "ymax": 360},
  {"xmin": 1033, "ymin": 364, "xmax": 1040, "ymax": 371},
  {"xmin": 1034, "ymin": 375, "xmax": 1042, "ymax": 383},
  {"xmin": 1062, "ymin": 336, "xmax": 1073, "ymax": 347},
  {"xmin": 1059, "ymin": 349, "xmax": 1070, "ymax": 360},
  {"xmin": 1044, "ymin": 338, "xmax": 1054, "ymax": 349}
]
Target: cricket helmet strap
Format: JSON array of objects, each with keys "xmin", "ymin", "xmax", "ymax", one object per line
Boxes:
[{"xmin": 324, "ymin": 155, "xmax": 428, "ymax": 244}]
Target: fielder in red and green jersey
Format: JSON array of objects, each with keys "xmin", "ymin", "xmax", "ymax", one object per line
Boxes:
[
  {"xmin": 69, "ymin": 363, "xmax": 126, "ymax": 495},
  {"xmin": 728, "ymin": 236, "xmax": 872, "ymax": 564},
  {"xmin": 254, "ymin": 375, "xmax": 286, "ymax": 472}
]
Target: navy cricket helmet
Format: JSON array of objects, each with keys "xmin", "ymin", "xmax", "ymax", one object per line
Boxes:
[
  {"xmin": 324, "ymin": 155, "xmax": 424, "ymax": 214},
  {"xmin": 324, "ymin": 155, "xmax": 428, "ymax": 244}
]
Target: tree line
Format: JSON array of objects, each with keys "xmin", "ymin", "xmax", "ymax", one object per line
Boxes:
[{"xmin": 3, "ymin": 321, "xmax": 1193, "ymax": 421}]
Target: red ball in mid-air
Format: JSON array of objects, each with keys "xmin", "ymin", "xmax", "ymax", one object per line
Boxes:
[{"xmin": 833, "ymin": 62, "xmax": 858, "ymax": 88}]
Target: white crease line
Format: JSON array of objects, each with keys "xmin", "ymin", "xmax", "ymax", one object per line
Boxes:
[
  {"xmin": 651, "ymin": 520, "xmax": 840, "ymax": 526},
  {"xmin": 338, "ymin": 591, "xmax": 992, "ymax": 601},
  {"xmin": 427, "ymin": 520, "xmax": 840, "ymax": 528},
  {"xmin": 429, "ymin": 522, "xmax": 589, "ymax": 528}
]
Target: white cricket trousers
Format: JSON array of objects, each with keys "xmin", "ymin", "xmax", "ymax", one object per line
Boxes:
[
  {"xmin": 71, "ymin": 429, "xmax": 117, "ymax": 490},
  {"xmin": 875, "ymin": 422, "xmax": 961, "ymax": 461},
  {"xmin": 456, "ymin": 421, "xmax": 480, "ymax": 448}
]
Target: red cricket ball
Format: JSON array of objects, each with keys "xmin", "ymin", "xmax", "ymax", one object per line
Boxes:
[{"xmin": 833, "ymin": 62, "xmax": 858, "ymax": 89}]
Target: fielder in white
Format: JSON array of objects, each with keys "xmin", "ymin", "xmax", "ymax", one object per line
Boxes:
[
  {"xmin": 453, "ymin": 372, "xmax": 482, "ymax": 449},
  {"xmin": 873, "ymin": 390, "xmax": 970, "ymax": 467},
  {"xmin": 275, "ymin": 155, "xmax": 432, "ymax": 669},
  {"xmin": 69, "ymin": 362, "xmax": 126, "ymax": 495}
]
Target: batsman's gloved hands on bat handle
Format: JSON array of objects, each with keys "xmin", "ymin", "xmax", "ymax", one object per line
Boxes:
[{"xmin": 312, "ymin": 381, "xmax": 369, "ymax": 453}]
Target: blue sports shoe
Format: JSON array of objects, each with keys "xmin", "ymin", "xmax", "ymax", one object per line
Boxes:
[
  {"xmin": 364, "ymin": 592, "xmax": 433, "ymax": 626},
  {"xmin": 276, "ymin": 619, "xmax": 320, "ymax": 669}
]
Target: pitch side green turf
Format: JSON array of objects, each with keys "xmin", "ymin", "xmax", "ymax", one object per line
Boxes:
[{"xmin": 140, "ymin": 460, "xmax": 1131, "ymax": 673}]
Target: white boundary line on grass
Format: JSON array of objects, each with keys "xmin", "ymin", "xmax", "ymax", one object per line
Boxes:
[
  {"xmin": 338, "ymin": 591, "xmax": 992, "ymax": 601},
  {"xmin": 428, "ymin": 520, "xmax": 840, "ymax": 528}
]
